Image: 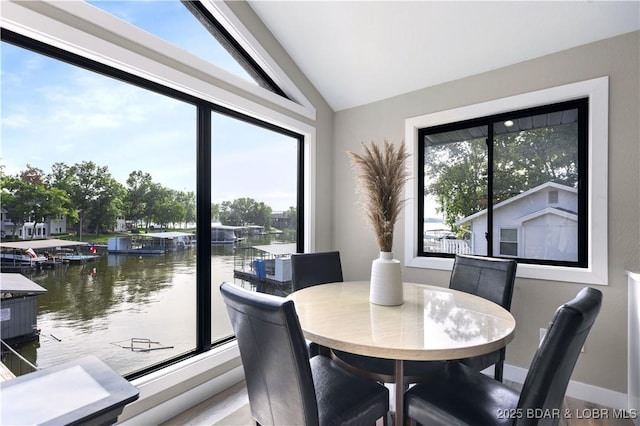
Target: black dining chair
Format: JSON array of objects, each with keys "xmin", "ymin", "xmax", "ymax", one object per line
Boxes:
[
  {"xmin": 291, "ymin": 251, "xmax": 344, "ymax": 291},
  {"xmin": 333, "ymin": 254, "xmax": 517, "ymax": 383},
  {"xmin": 404, "ymin": 286, "xmax": 602, "ymax": 426},
  {"xmin": 291, "ymin": 251, "xmax": 344, "ymax": 356},
  {"xmin": 448, "ymin": 254, "xmax": 517, "ymax": 381},
  {"xmin": 220, "ymin": 282, "xmax": 389, "ymax": 426}
]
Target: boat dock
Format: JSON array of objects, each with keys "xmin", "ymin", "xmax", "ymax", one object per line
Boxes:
[
  {"xmin": 107, "ymin": 232, "xmax": 194, "ymax": 255},
  {"xmin": 233, "ymin": 243, "xmax": 296, "ymax": 295}
]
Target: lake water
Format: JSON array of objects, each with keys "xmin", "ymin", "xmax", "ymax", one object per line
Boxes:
[{"xmin": 3, "ymin": 234, "xmax": 294, "ymax": 377}]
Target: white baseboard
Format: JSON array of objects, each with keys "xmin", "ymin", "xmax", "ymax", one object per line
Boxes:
[{"xmin": 503, "ymin": 364, "xmax": 629, "ymax": 410}]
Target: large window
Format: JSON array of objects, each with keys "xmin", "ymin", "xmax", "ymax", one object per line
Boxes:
[
  {"xmin": 418, "ymin": 99, "xmax": 587, "ymax": 267},
  {"xmin": 0, "ymin": 0, "xmax": 304, "ymax": 379},
  {"xmin": 405, "ymin": 77, "xmax": 608, "ymax": 284}
]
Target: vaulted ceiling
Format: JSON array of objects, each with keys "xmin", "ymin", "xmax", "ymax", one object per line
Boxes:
[{"xmin": 248, "ymin": 1, "xmax": 640, "ymax": 111}]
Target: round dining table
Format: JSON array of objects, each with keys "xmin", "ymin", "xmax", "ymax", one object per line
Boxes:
[{"xmin": 288, "ymin": 281, "xmax": 516, "ymax": 426}]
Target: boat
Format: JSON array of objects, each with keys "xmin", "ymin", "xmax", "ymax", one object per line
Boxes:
[
  {"xmin": 0, "ymin": 249, "xmax": 47, "ymax": 268},
  {"xmin": 59, "ymin": 253, "xmax": 100, "ymax": 264}
]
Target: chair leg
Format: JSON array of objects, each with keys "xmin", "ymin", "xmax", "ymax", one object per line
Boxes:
[
  {"xmin": 318, "ymin": 345, "xmax": 332, "ymax": 357},
  {"xmin": 494, "ymin": 361, "xmax": 504, "ymax": 382}
]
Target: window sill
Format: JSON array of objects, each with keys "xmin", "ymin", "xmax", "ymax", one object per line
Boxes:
[
  {"xmin": 405, "ymin": 255, "xmax": 608, "ymax": 285},
  {"xmin": 118, "ymin": 341, "xmax": 244, "ymax": 425}
]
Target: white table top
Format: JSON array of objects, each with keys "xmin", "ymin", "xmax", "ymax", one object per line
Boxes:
[{"xmin": 288, "ymin": 281, "xmax": 516, "ymax": 361}]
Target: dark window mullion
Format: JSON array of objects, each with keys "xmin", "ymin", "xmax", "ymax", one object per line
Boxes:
[
  {"xmin": 196, "ymin": 105, "xmax": 212, "ymax": 352},
  {"xmin": 486, "ymin": 128, "xmax": 494, "ymax": 257},
  {"xmin": 417, "ymin": 130, "xmax": 427, "ymax": 257},
  {"xmin": 296, "ymin": 135, "xmax": 305, "ymax": 253},
  {"xmin": 182, "ymin": 1, "xmax": 288, "ymax": 99},
  {"xmin": 577, "ymin": 101, "xmax": 589, "ymax": 265}
]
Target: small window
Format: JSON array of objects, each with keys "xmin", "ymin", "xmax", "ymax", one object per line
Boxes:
[
  {"xmin": 548, "ymin": 190, "xmax": 559, "ymax": 204},
  {"xmin": 405, "ymin": 77, "xmax": 609, "ymax": 284},
  {"xmin": 500, "ymin": 228, "xmax": 518, "ymax": 256}
]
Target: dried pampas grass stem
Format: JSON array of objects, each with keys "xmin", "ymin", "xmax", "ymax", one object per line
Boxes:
[{"xmin": 347, "ymin": 140, "xmax": 410, "ymax": 253}]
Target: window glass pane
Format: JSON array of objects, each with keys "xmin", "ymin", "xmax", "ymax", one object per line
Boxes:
[
  {"xmin": 86, "ymin": 0, "xmax": 255, "ymax": 83},
  {"xmin": 422, "ymin": 126, "xmax": 487, "ymax": 255},
  {"xmin": 1, "ymin": 41, "xmax": 197, "ymax": 376},
  {"xmin": 492, "ymin": 109, "xmax": 579, "ymax": 262},
  {"xmin": 210, "ymin": 112, "xmax": 299, "ymax": 343},
  {"xmin": 499, "ymin": 228, "xmax": 518, "ymax": 256},
  {"xmin": 500, "ymin": 228, "xmax": 518, "ymax": 242}
]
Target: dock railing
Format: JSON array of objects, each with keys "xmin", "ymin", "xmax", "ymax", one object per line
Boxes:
[{"xmin": 1, "ymin": 338, "xmax": 39, "ymax": 378}]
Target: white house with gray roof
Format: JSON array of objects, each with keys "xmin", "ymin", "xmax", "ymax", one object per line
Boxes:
[{"xmin": 456, "ymin": 182, "xmax": 578, "ymax": 261}]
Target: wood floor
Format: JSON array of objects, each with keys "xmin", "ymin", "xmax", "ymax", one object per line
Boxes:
[{"xmin": 161, "ymin": 380, "xmax": 635, "ymax": 426}]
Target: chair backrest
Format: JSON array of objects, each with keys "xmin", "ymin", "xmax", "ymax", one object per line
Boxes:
[
  {"xmin": 291, "ymin": 251, "xmax": 344, "ymax": 291},
  {"xmin": 219, "ymin": 282, "xmax": 319, "ymax": 426},
  {"xmin": 449, "ymin": 254, "xmax": 517, "ymax": 310},
  {"xmin": 516, "ymin": 287, "xmax": 603, "ymax": 426}
]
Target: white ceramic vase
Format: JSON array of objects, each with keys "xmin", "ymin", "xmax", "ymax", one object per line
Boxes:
[{"xmin": 369, "ymin": 251, "xmax": 403, "ymax": 306}]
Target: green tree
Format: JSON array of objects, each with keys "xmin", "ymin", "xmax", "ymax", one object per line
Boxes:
[
  {"xmin": 426, "ymin": 138, "xmax": 487, "ymax": 229},
  {"xmin": 49, "ymin": 161, "xmax": 119, "ymax": 238},
  {"xmin": 175, "ymin": 190, "xmax": 196, "ymax": 228},
  {"xmin": 125, "ymin": 171, "xmax": 155, "ymax": 230},
  {"xmin": 218, "ymin": 198, "xmax": 271, "ymax": 227},
  {"xmin": 152, "ymin": 188, "xmax": 186, "ymax": 229},
  {"xmin": 284, "ymin": 206, "xmax": 297, "ymax": 230},
  {"xmin": 86, "ymin": 175, "xmax": 126, "ymax": 235},
  {"xmin": 211, "ymin": 203, "xmax": 221, "ymax": 222},
  {"xmin": 2, "ymin": 166, "xmax": 73, "ymax": 239},
  {"xmin": 425, "ymin": 124, "xmax": 578, "ymax": 229}
]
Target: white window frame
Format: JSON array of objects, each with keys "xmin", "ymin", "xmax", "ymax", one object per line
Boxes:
[{"xmin": 404, "ymin": 76, "xmax": 609, "ymax": 285}]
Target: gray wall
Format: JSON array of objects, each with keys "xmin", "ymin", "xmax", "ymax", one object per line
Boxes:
[{"xmin": 333, "ymin": 31, "xmax": 640, "ymax": 394}]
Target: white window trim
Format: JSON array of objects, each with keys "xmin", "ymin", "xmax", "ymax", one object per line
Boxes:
[
  {"xmin": 203, "ymin": 0, "xmax": 316, "ymax": 121},
  {"xmin": 404, "ymin": 76, "xmax": 609, "ymax": 285}
]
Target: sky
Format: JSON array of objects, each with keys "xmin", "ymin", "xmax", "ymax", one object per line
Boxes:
[{"xmin": 0, "ymin": 1, "xmax": 298, "ymax": 212}]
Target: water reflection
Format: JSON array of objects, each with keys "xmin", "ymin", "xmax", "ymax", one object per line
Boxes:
[
  {"xmin": 30, "ymin": 251, "xmax": 194, "ymax": 331},
  {"xmin": 3, "ymin": 233, "xmax": 293, "ymax": 376},
  {"xmin": 423, "ymin": 291, "xmax": 504, "ymax": 344}
]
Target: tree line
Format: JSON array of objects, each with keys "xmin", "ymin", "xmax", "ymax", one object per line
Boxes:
[{"xmin": 0, "ymin": 161, "xmax": 293, "ymax": 238}]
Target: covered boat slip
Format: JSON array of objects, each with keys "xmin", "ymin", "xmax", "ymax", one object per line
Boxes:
[
  {"xmin": 0, "ymin": 239, "xmax": 95, "ymax": 270},
  {"xmin": 0, "ymin": 238, "xmax": 90, "ymax": 252},
  {"xmin": 0, "ymin": 273, "xmax": 47, "ymax": 342},
  {"xmin": 107, "ymin": 231, "xmax": 195, "ymax": 255}
]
